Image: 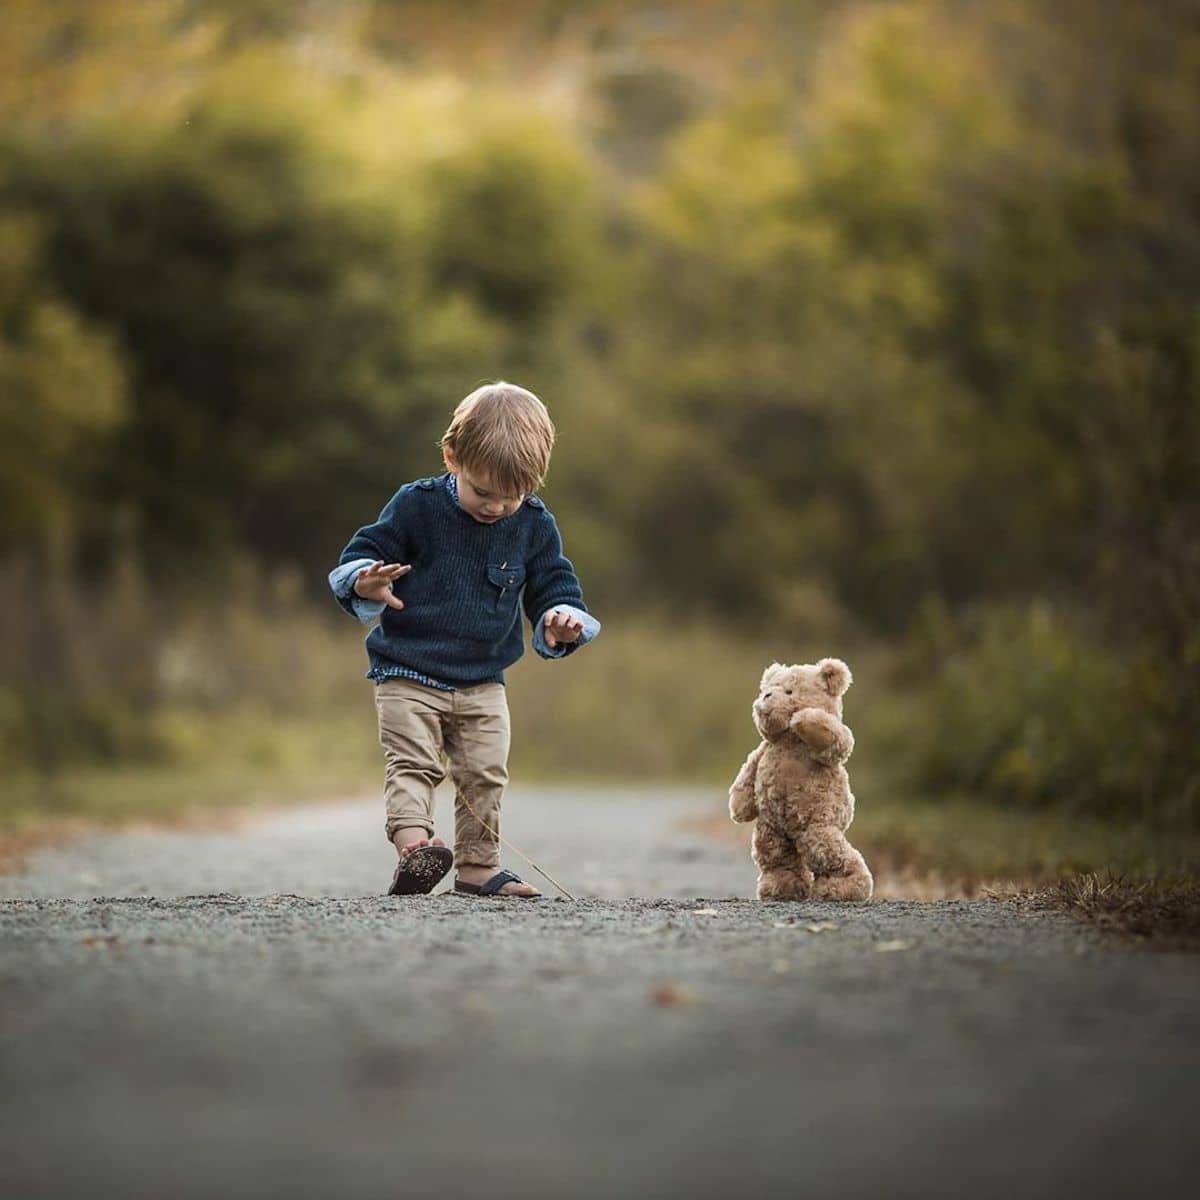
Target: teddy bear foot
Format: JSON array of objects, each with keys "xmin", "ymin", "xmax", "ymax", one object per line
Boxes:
[
  {"xmin": 756, "ymin": 866, "xmax": 814, "ymax": 901},
  {"xmin": 810, "ymin": 869, "xmax": 874, "ymax": 902}
]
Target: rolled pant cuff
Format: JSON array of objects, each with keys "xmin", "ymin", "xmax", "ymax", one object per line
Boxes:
[
  {"xmin": 385, "ymin": 817, "xmax": 436, "ymax": 843},
  {"xmin": 455, "ymin": 841, "xmax": 500, "ymax": 868}
]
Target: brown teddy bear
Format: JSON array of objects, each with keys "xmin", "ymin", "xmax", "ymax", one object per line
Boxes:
[{"xmin": 729, "ymin": 658, "xmax": 873, "ymax": 901}]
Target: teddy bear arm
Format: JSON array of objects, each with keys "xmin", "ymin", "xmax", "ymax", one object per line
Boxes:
[
  {"xmin": 790, "ymin": 707, "xmax": 854, "ymax": 765},
  {"xmin": 729, "ymin": 741, "xmax": 766, "ymax": 823}
]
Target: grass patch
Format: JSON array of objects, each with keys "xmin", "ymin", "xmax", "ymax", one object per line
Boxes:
[
  {"xmin": 1011, "ymin": 873, "xmax": 1200, "ymax": 951},
  {"xmin": 852, "ymin": 781, "xmax": 1200, "ymax": 886},
  {"xmin": 0, "ymin": 708, "xmax": 381, "ymax": 869}
]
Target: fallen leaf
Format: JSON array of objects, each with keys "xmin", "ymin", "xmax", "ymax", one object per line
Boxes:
[
  {"xmin": 771, "ymin": 959, "xmax": 792, "ymax": 974},
  {"xmin": 650, "ymin": 984, "xmax": 695, "ymax": 1007},
  {"xmin": 805, "ymin": 922, "xmax": 839, "ymax": 934},
  {"xmin": 875, "ymin": 939, "xmax": 913, "ymax": 953}
]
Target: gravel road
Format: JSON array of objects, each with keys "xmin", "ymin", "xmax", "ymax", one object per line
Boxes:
[{"xmin": 1, "ymin": 785, "xmax": 1197, "ymax": 1200}]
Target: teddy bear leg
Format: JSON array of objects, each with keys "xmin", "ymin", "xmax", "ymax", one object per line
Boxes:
[
  {"xmin": 805, "ymin": 826, "xmax": 874, "ymax": 902},
  {"xmin": 752, "ymin": 823, "xmax": 813, "ymax": 901},
  {"xmin": 757, "ymin": 864, "xmax": 815, "ymax": 901}
]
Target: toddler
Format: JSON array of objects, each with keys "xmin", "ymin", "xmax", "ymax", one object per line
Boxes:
[{"xmin": 328, "ymin": 382, "xmax": 599, "ymax": 897}]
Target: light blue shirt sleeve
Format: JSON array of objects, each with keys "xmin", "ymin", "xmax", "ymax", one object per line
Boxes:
[
  {"xmin": 532, "ymin": 604, "xmax": 601, "ymax": 660},
  {"xmin": 328, "ymin": 557, "xmax": 386, "ymax": 625}
]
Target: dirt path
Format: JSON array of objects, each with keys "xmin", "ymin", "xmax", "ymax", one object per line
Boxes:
[{"xmin": 1, "ymin": 786, "xmax": 1196, "ymax": 1199}]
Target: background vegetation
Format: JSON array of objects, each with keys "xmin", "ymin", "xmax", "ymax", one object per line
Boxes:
[{"xmin": 1, "ymin": 1, "xmax": 1197, "ymax": 860}]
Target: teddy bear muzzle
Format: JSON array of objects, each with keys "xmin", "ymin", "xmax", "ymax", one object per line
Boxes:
[{"xmin": 753, "ymin": 698, "xmax": 791, "ymax": 741}]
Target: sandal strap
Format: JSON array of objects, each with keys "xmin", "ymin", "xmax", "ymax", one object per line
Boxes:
[{"xmin": 479, "ymin": 868, "xmax": 524, "ymax": 896}]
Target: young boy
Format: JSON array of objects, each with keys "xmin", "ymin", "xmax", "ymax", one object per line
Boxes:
[{"xmin": 328, "ymin": 381, "xmax": 600, "ymax": 898}]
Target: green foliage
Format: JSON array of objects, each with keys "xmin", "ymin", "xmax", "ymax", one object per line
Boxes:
[
  {"xmin": 616, "ymin": 2, "xmax": 1199, "ymax": 637},
  {"xmin": 0, "ymin": 52, "xmax": 599, "ymax": 575},
  {"xmin": 888, "ymin": 602, "xmax": 1196, "ymax": 829},
  {"xmin": 0, "ymin": 212, "xmax": 128, "ymax": 551},
  {"xmin": 426, "ymin": 112, "xmax": 599, "ymax": 324}
]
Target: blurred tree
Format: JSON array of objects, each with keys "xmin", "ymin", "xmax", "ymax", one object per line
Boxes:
[
  {"xmin": 0, "ymin": 53, "xmax": 603, "ymax": 577},
  {"xmin": 0, "ymin": 210, "xmax": 128, "ymax": 562},
  {"xmin": 614, "ymin": 2, "xmax": 1198, "ymax": 636},
  {"xmin": 0, "ymin": 209, "xmax": 131, "ymax": 769},
  {"xmin": 426, "ymin": 115, "xmax": 598, "ymax": 327}
]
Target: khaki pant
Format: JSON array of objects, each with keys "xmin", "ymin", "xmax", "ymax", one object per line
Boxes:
[{"xmin": 374, "ymin": 676, "xmax": 510, "ymax": 868}]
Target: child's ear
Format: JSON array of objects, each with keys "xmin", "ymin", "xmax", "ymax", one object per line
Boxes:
[
  {"xmin": 442, "ymin": 446, "xmax": 458, "ymax": 474},
  {"xmin": 818, "ymin": 658, "xmax": 852, "ymax": 697}
]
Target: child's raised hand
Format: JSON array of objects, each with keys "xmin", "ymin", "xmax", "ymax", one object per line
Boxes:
[
  {"xmin": 543, "ymin": 608, "xmax": 584, "ymax": 649},
  {"xmin": 353, "ymin": 561, "xmax": 411, "ymax": 610}
]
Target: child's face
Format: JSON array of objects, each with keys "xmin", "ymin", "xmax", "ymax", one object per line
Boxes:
[{"xmin": 444, "ymin": 452, "xmax": 526, "ymax": 524}]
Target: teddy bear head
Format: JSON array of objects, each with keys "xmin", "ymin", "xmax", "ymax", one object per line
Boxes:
[{"xmin": 752, "ymin": 658, "xmax": 852, "ymax": 742}]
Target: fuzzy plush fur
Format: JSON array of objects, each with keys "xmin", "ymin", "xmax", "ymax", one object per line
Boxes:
[{"xmin": 729, "ymin": 658, "xmax": 873, "ymax": 902}]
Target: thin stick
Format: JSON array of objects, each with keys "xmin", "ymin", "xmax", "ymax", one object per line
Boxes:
[{"xmin": 456, "ymin": 791, "xmax": 578, "ymax": 900}]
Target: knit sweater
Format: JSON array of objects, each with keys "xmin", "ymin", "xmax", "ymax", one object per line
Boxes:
[{"xmin": 330, "ymin": 474, "xmax": 598, "ymax": 686}]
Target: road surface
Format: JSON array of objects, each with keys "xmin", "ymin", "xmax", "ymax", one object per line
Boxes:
[{"xmin": 1, "ymin": 785, "xmax": 1196, "ymax": 1199}]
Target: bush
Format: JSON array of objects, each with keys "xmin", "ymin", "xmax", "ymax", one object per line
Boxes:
[{"xmin": 891, "ymin": 602, "xmax": 1195, "ymax": 829}]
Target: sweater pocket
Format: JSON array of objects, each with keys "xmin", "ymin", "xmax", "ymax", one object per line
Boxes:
[{"xmin": 486, "ymin": 562, "xmax": 526, "ymax": 611}]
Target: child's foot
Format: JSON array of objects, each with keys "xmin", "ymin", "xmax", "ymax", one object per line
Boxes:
[
  {"xmin": 455, "ymin": 864, "xmax": 541, "ymax": 898},
  {"xmin": 389, "ymin": 830, "xmax": 452, "ymax": 896},
  {"xmin": 396, "ymin": 834, "xmax": 447, "ymax": 859}
]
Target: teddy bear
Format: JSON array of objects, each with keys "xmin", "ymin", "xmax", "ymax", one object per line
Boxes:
[{"xmin": 729, "ymin": 658, "xmax": 873, "ymax": 901}]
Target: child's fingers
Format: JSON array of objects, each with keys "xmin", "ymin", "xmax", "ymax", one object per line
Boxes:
[
  {"xmin": 543, "ymin": 611, "xmax": 583, "ymax": 645},
  {"xmin": 382, "ymin": 594, "xmax": 405, "ymax": 611}
]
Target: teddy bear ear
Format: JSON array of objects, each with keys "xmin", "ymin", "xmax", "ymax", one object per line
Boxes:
[
  {"xmin": 818, "ymin": 657, "xmax": 852, "ymax": 696},
  {"xmin": 760, "ymin": 662, "xmax": 786, "ymax": 688}
]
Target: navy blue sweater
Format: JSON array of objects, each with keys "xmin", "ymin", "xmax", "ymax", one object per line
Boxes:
[{"xmin": 334, "ymin": 474, "xmax": 591, "ymax": 686}]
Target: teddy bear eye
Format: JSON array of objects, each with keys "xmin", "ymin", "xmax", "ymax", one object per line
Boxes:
[{"xmin": 784, "ymin": 687, "xmax": 793, "ymax": 695}]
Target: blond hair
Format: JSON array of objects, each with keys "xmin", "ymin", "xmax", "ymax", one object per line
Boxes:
[{"xmin": 440, "ymin": 381, "xmax": 555, "ymax": 496}]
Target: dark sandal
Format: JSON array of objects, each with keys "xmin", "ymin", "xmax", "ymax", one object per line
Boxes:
[
  {"xmin": 388, "ymin": 845, "xmax": 453, "ymax": 896},
  {"xmin": 453, "ymin": 868, "xmax": 541, "ymax": 899}
]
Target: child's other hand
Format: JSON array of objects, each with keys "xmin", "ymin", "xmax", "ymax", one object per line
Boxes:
[
  {"xmin": 543, "ymin": 608, "xmax": 584, "ymax": 649},
  {"xmin": 353, "ymin": 561, "xmax": 410, "ymax": 610}
]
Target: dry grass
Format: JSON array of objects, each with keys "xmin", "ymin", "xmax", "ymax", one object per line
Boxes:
[{"xmin": 1008, "ymin": 873, "xmax": 1200, "ymax": 951}]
